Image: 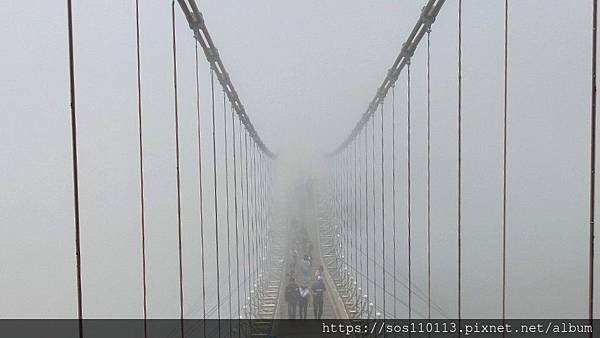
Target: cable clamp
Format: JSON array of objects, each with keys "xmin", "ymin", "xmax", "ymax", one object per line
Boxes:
[
  {"xmin": 402, "ymin": 42, "xmax": 415, "ymax": 60},
  {"xmin": 190, "ymin": 12, "xmax": 205, "ymax": 29},
  {"xmin": 387, "ymin": 67, "xmax": 396, "ymax": 78},
  {"xmin": 421, "ymin": 6, "xmax": 435, "ymax": 32}
]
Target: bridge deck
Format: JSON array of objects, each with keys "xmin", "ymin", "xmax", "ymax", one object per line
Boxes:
[{"xmin": 273, "ymin": 183, "xmax": 347, "ymax": 323}]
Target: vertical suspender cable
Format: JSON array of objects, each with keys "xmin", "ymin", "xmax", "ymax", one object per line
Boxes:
[
  {"xmin": 346, "ymin": 149, "xmax": 350, "ymax": 270},
  {"xmin": 263, "ymin": 153, "xmax": 268, "ymax": 273},
  {"xmin": 250, "ymin": 138, "xmax": 256, "ymax": 315},
  {"xmin": 249, "ymin": 142, "xmax": 255, "ymax": 298},
  {"xmin": 262, "ymin": 153, "xmax": 267, "ymax": 278},
  {"xmin": 249, "ymin": 140, "xmax": 255, "ymax": 310},
  {"xmin": 336, "ymin": 154, "xmax": 340, "ymax": 262},
  {"xmin": 66, "ymin": 0, "xmax": 83, "ymax": 336},
  {"xmin": 365, "ymin": 119, "xmax": 370, "ymax": 310},
  {"xmin": 407, "ymin": 62, "xmax": 412, "ymax": 320},
  {"xmin": 334, "ymin": 155, "xmax": 338, "ymax": 261},
  {"xmin": 365, "ymin": 119, "xmax": 371, "ymax": 312},
  {"xmin": 350, "ymin": 145, "xmax": 354, "ymax": 284},
  {"xmin": 232, "ymin": 111, "xmax": 241, "ymax": 320},
  {"xmin": 239, "ymin": 127, "xmax": 248, "ymax": 318},
  {"xmin": 134, "ymin": 0, "xmax": 148, "ymax": 334},
  {"xmin": 258, "ymin": 151, "xmax": 265, "ymax": 280},
  {"xmin": 341, "ymin": 151, "xmax": 343, "ymax": 257},
  {"xmin": 426, "ymin": 29, "xmax": 432, "ymax": 320},
  {"xmin": 380, "ymin": 101, "xmax": 386, "ymax": 318},
  {"xmin": 342, "ymin": 150, "xmax": 346, "ymax": 268},
  {"xmin": 210, "ymin": 67, "xmax": 222, "ymax": 325},
  {"xmin": 223, "ymin": 92, "xmax": 233, "ymax": 325},
  {"xmin": 244, "ymin": 132, "xmax": 252, "ymax": 319},
  {"xmin": 257, "ymin": 145, "xmax": 262, "ymax": 292},
  {"xmin": 194, "ymin": 42, "xmax": 208, "ymax": 323},
  {"xmin": 354, "ymin": 138, "xmax": 359, "ymax": 304},
  {"xmin": 358, "ymin": 131, "xmax": 364, "ymax": 301},
  {"xmin": 342, "ymin": 149, "xmax": 346, "ymax": 269},
  {"xmin": 171, "ymin": 3, "xmax": 185, "ymax": 335},
  {"xmin": 502, "ymin": 0, "xmax": 509, "ymax": 322},
  {"xmin": 392, "ymin": 84, "xmax": 397, "ymax": 319},
  {"xmin": 372, "ymin": 116, "xmax": 377, "ymax": 310},
  {"xmin": 255, "ymin": 149, "xmax": 259, "ymax": 282},
  {"xmin": 258, "ymin": 147, "xmax": 264, "ymax": 290},
  {"xmin": 252, "ymin": 143, "xmax": 259, "ymax": 301},
  {"xmin": 590, "ymin": 0, "xmax": 598, "ymax": 326},
  {"xmin": 344, "ymin": 150, "xmax": 348, "ymax": 271},
  {"xmin": 256, "ymin": 147, "xmax": 261, "ymax": 287},
  {"xmin": 457, "ymin": 0, "xmax": 463, "ymax": 322},
  {"xmin": 340, "ymin": 153, "xmax": 343, "ymax": 264},
  {"xmin": 248, "ymin": 141, "xmax": 254, "ymax": 298},
  {"xmin": 354, "ymin": 144, "xmax": 357, "ymax": 278}
]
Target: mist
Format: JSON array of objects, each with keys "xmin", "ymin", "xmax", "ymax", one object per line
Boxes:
[{"xmin": 0, "ymin": 0, "xmax": 597, "ymax": 320}]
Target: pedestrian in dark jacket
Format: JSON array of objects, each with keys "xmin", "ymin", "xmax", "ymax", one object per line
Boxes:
[
  {"xmin": 298, "ymin": 285, "xmax": 310, "ymax": 319},
  {"xmin": 285, "ymin": 277, "xmax": 300, "ymax": 319},
  {"xmin": 311, "ymin": 275, "xmax": 326, "ymax": 319}
]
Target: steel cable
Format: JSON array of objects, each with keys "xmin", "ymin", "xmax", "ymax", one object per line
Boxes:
[
  {"xmin": 223, "ymin": 91, "xmax": 233, "ymax": 327},
  {"xmin": 371, "ymin": 115, "xmax": 377, "ymax": 311},
  {"xmin": 210, "ymin": 67, "xmax": 222, "ymax": 327},
  {"xmin": 232, "ymin": 108, "xmax": 242, "ymax": 322},
  {"xmin": 426, "ymin": 29, "xmax": 432, "ymax": 320},
  {"xmin": 65, "ymin": 0, "xmax": 83, "ymax": 336},
  {"xmin": 407, "ymin": 62, "xmax": 413, "ymax": 320},
  {"xmin": 380, "ymin": 100, "xmax": 386, "ymax": 318},
  {"xmin": 457, "ymin": 0, "xmax": 463, "ymax": 322},
  {"xmin": 193, "ymin": 41, "xmax": 208, "ymax": 324},
  {"xmin": 502, "ymin": 0, "xmax": 509, "ymax": 322},
  {"xmin": 134, "ymin": 0, "xmax": 148, "ymax": 334},
  {"xmin": 171, "ymin": 2, "xmax": 185, "ymax": 334},
  {"xmin": 392, "ymin": 84, "xmax": 397, "ymax": 318}
]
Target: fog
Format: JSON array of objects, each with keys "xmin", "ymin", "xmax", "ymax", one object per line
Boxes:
[{"xmin": 0, "ymin": 0, "xmax": 597, "ymax": 319}]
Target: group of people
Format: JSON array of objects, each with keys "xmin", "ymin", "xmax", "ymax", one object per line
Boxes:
[
  {"xmin": 285, "ymin": 273, "xmax": 326, "ymax": 319},
  {"xmin": 285, "ymin": 222, "xmax": 327, "ymax": 319}
]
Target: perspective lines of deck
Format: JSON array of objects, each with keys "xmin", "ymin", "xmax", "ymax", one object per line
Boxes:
[{"xmin": 273, "ymin": 183, "xmax": 348, "ymax": 323}]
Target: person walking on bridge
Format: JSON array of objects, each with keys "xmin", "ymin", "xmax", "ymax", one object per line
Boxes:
[
  {"xmin": 315, "ymin": 265, "xmax": 324, "ymax": 279},
  {"xmin": 298, "ymin": 285, "xmax": 310, "ymax": 319},
  {"xmin": 311, "ymin": 275, "xmax": 326, "ymax": 319},
  {"xmin": 285, "ymin": 277, "xmax": 300, "ymax": 319}
]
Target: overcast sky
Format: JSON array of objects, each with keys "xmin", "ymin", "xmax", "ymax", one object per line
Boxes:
[{"xmin": 1, "ymin": 0, "xmax": 598, "ymax": 319}]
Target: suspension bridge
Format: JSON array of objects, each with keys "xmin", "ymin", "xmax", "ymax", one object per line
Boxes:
[{"xmin": 3, "ymin": 0, "xmax": 599, "ymax": 337}]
